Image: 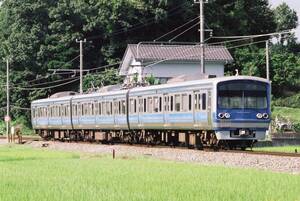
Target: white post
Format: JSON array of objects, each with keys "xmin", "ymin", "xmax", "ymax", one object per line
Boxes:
[
  {"xmin": 266, "ymin": 40, "xmax": 270, "ymax": 80},
  {"xmin": 6, "ymin": 58, "xmax": 10, "ymax": 143},
  {"xmin": 200, "ymin": 0, "xmax": 205, "ymax": 74},
  {"xmin": 76, "ymin": 39, "xmax": 87, "ymax": 94}
]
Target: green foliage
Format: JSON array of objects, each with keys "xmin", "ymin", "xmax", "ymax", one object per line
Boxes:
[
  {"xmin": 0, "ymin": 146, "xmax": 300, "ymax": 201},
  {"xmin": 232, "ymin": 45, "xmax": 300, "ymax": 96},
  {"xmin": 274, "ymin": 3, "xmax": 298, "ymax": 32},
  {"xmin": 145, "ymin": 74, "xmax": 159, "ymax": 85},
  {"xmin": 293, "ymin": 123, "xmax": 300, "ymax": 133},
  {"xmin": 83, "ymin": 68, "xmax": 122, "ymax": 91},
  {"xmin": 0, "ymin": 117, "xmax": 34, "ymax": 135},
  {"xmin": 253, "ymin": 146, "xmax": 300, "ymax": 153},
  {"xmin": 273, "ymin": 93, "xmax": 300, "ymax": 108},
  {"xmin": 272, "ymin": 107, "xmax": 300, "ymax": 123},
  {"xmin": 0, "ymin": 0, "xmax": 298, "ymax": 127}
]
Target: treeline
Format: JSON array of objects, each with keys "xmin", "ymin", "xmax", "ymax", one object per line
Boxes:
[{"xmin": 0, "ymin": 0, "xmax": 299, "ymax": 124}]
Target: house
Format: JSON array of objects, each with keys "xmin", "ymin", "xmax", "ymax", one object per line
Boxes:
[{"xmin": 119, "ymin": 44, "xmax": 234, "ymax": 84}]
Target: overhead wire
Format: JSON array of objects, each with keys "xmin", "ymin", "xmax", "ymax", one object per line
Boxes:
[
  {"xmin": 143, "ymin": 39, "xmax": 268, "ymax": 70},
  {"xmin": 169, "ymin": 22, "xmax": 200, "ymax": 42},
  {"xmin": 153, "ymin": 16, "xmax": 199, "ymax": 41},
  {"xmin": 86, "ymin": 2, "xmax": 190, "ymax": 40},
  {"xmin": 13, "ymin": 78, "xmax": 80, "ymax": 91}
]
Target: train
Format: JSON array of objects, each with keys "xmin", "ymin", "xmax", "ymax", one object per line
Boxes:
[{"xmin": 31, "ymin": 76, "xmax": 271, "ymax": 149}]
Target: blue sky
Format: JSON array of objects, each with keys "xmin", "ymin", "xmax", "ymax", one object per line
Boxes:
[{"xmin": 269, "ymin": 0, "xmax": 300, "ymax": 39}]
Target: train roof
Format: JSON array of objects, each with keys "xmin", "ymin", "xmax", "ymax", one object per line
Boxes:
[{"xmin": 31, "ymin": 76, "xmax": 270, "ymax": 105}]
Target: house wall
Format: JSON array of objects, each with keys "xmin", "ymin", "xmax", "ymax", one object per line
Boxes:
[
  {"xmin": 124, "ymin": 61, "xmax": 225, "ymax": 84},
  {"xmin": 143, "ymin": 62, "xmax": 224, "ymax": 77}
]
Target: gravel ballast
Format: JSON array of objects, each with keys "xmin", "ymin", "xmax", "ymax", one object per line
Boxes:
[{"xmin": 2, "ymin": 140, "xmax": 300, "ymax": 174}]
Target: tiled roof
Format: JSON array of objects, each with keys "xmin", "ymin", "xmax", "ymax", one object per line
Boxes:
[{"xmin": 127, "ymin": 44, "xmax": 233, "ymax": 62}]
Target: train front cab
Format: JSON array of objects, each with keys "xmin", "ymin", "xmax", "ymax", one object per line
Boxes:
[{"xmin": 213, "ymin": 79, "xmax": 271, "ymax": 148}]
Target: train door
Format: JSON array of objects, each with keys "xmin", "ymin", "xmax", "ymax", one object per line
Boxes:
[
  {"xmin": 207, "ymin": 90, "xmax": 212, "ymax": 126},
  {"xmin": 193, "ymin": 91, "xmax": 200, "ymax": 125},
  {"xmin": 113, "ymin": 99, "xmax": 118, "ymax": 127},
  {"xmin": 163, "ymin": 94, "xmax": 169, "ymax": 125},
  {"xmin": 138, "ymin": 97, "xmax": 144, "ymax": 126}
]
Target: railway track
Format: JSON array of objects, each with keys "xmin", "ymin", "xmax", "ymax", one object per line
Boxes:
[
  {"xmin": 221, "ymin": 149, "xmax": 300, "ymax": 158},
  {"xmin": 0, "ymin": 136, "xmax": 299, "ymax": 158},
  {"xmin": 0, "ymin": 135, "xmax": 42, "ymax": 141}
]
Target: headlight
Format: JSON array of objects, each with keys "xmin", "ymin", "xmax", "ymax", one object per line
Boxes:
[
  {"xmin": 256, "ymin": 113, "xmax": 263, "ymax": 119},
  {"xmin": 224, "ymin": 113, "xmax": 231, "ymax": 119},
  {"xmin": 218, "ymin": 113, "xmax": 225, "ymax": 119},
  {"xmin": 263, "ymin": 113, "xmax": 269, "ymax": 119}
]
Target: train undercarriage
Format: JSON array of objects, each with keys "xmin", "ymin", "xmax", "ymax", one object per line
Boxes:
[{"xmin": 37, "ymin": 129, "xmax": 256, "ymax": 150}]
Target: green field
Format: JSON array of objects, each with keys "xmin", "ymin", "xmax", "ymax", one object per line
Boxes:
[
  {"xmin": 0, "ymin": 145, "xmax": 299, "ymax": 201},
  {"xmin": 272, "ymin": 107, "xmax": 300, "ymax": 123},
  {"xmin": 253, "ymin": 146, "xmax": 300, "ymax": 153}
]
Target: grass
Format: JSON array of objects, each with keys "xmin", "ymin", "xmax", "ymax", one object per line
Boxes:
[
  {"xmin": 0, "ymin": 146, "xmax": 299, "ymax": 201},
  {"xmin": 253, "ymin": 145, "xmax": 300, "ymax": 153},
  {"xmin": 272, "ymin": 106, "xmax": 300, "ymax": 123}
]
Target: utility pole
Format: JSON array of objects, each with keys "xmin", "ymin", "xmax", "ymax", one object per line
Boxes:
[
  {"xmin": 266, "ymin": 40, "xmax": 270, "ymax": 80},
  {"xmin": 6, "ymin": 58, "xmax": 10, "ymax": 143},
  {"xmin": 76, "ymin": 39, "xmax": 87, "ymax": 94},
  {"xmin": 194, "ymin": 0, "xmax": 207, "ymax": 74}
]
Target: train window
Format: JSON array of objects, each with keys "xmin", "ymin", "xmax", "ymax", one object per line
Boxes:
[
  {"xmin": 99, "ymin": 102, "xmax": 102, "ymax": 115},
  {"xmin": 202, "ymin": 93, "xmax": 206, "ymax": 110},
  {"xmin": 188, "ymin": 95, "xmax": 192, "ymax": 111},
  {"xmin": 102, "ymin": 102, "xmax": 106, "ymax": 116},
  {"xmin": 134, "ymin": 99, "xmax": 137, "ymax": 113},
  {"xmin": 170, "ymin": 96, "xmax": 174, "ymax": 111},
  {"xmin": 61, "ymin": 106, "xmax": 65, "ymax": 117},
  {"xmin": 153, "ymin": 97, "xmax": 159, "ymax": 113},
  {"xmin": 66, "ymin": 105, "xmax": 70, "ymax": 116},
  {"xmin": 164, "ymin": 96, "xmax": 169, "ymax": 111},
  {"xmin": 139, "ymin": 98, "xmax": 143, "ymax": 113},
  {"xmin": 144, "ymin": 98, "xmax": 147, "ymax": 113},
  {"xmin": 121, "ymin": 100, "xmax": 126, "ymax": 115},
  {"xmin": 88, "ymin": 103, "xmax": 93, "ymax": 115},
  {"xmin": 94, "ymin": 102, "xmax": 98, "ymax": 115},
  {"xmin": 194, "ymin": 93, "xmax": 201, "ymax": 111},
  {"xmin": 108, "ymin": 102, "xmax": 112, "ymax": 115},
  {"xmin": 175, "ymin": 95, "xmax": 181, "ymax": 112},
  {"xmin": 72, "ymin": 105, "xmax": 77, "ymax": 116},
  {"xmin": 159, "ymin": 97, "xmax": 162, "ymax": 112},
  {"xmin": 182, "ymin": 94, "xmax": 188, "ymax": 112},
  {"xmin": 130, "ymin": 99, "xmax": 135, "ymax": 114},
  {"xmin": 147, "ymin": 97, "xmax": 153, "ymax": 113},
  {"xmin": 115, "ymin": 101, "xmax": 121, "ymax": 114},
  {"xmin": 77, "ymin": 104, "xmax": 81, "ymax": 116}
]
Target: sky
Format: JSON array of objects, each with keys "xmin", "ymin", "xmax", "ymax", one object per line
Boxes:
[{"xmin": 269, "ymin": 0, "xmax": 300, "ymax": 40}]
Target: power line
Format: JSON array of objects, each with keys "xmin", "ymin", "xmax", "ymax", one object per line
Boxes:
[
  {"xmin": 143, "ymin": 39, "xmax": 268, "ymax": 70},
  {"xmin": 86, "ymin": 2, "xmax": 189, "ymax": 40},
  {"xmin": 153, "ymin": 16, "xmax": 199, "ymax": 41},
  {"xmin": 17, "ymin": 76, "xmax": 79, "ymax": 88},
  {"xmin": 13, "ymin": 78, "xmax": 80, "ymax": 91},
  {"xmin": 169, "ymin": 22, "xmax": 200, "ymax": 42},
  {"xmin": 212, "ymin": 30, "xmax": 293, "ymax": 39}
]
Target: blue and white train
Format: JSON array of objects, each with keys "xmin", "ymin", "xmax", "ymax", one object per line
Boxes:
[{"xmin": 31, "ymin": 76, "xmax": 271, "ymax": 149}]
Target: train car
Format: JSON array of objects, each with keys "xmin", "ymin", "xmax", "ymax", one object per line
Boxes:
[{"xmin": 31, "ymin": 76, "xmax": 271, "ymax": 149}]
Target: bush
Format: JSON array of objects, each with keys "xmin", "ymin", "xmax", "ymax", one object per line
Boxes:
[
  {"xmin": 273, "ymin": 93, "xmax": 300, "ymax": 108},
  {"xmin": 293, "ymin": 123, "xmax": 300, "ymax": 133},
  {"xmin": 0, "ymin": 116, "xmax": 34, "ymax": 135}
]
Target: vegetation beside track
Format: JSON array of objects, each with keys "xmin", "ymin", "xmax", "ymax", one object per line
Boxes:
[
  {"xmin": 0, "ymin": 145, "xmax": 299, "ymax": 201},
  {"xmin": 253, "ymin": 146, "xmax": 300, "ymax": 153},
  {"xmin": 272, "ymin": 107, "xmax": 300, "ymax": 123}
]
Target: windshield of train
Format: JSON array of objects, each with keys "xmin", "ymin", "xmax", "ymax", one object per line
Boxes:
[{"xmin": 217, "ymin": 81, "xmax": 268, "ymax": 109}]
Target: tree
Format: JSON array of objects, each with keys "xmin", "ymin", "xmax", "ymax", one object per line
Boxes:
[
  {"xmin": 232, "ymin": 45, "xmax": 300, "ymax": 96},
  {"xmin": 83, "ymin": 68, "xmax": 122, "ymax": 91},
  {"xmin": 274, "ymin": 3, "xmax": 298, "ymax": 32}
]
